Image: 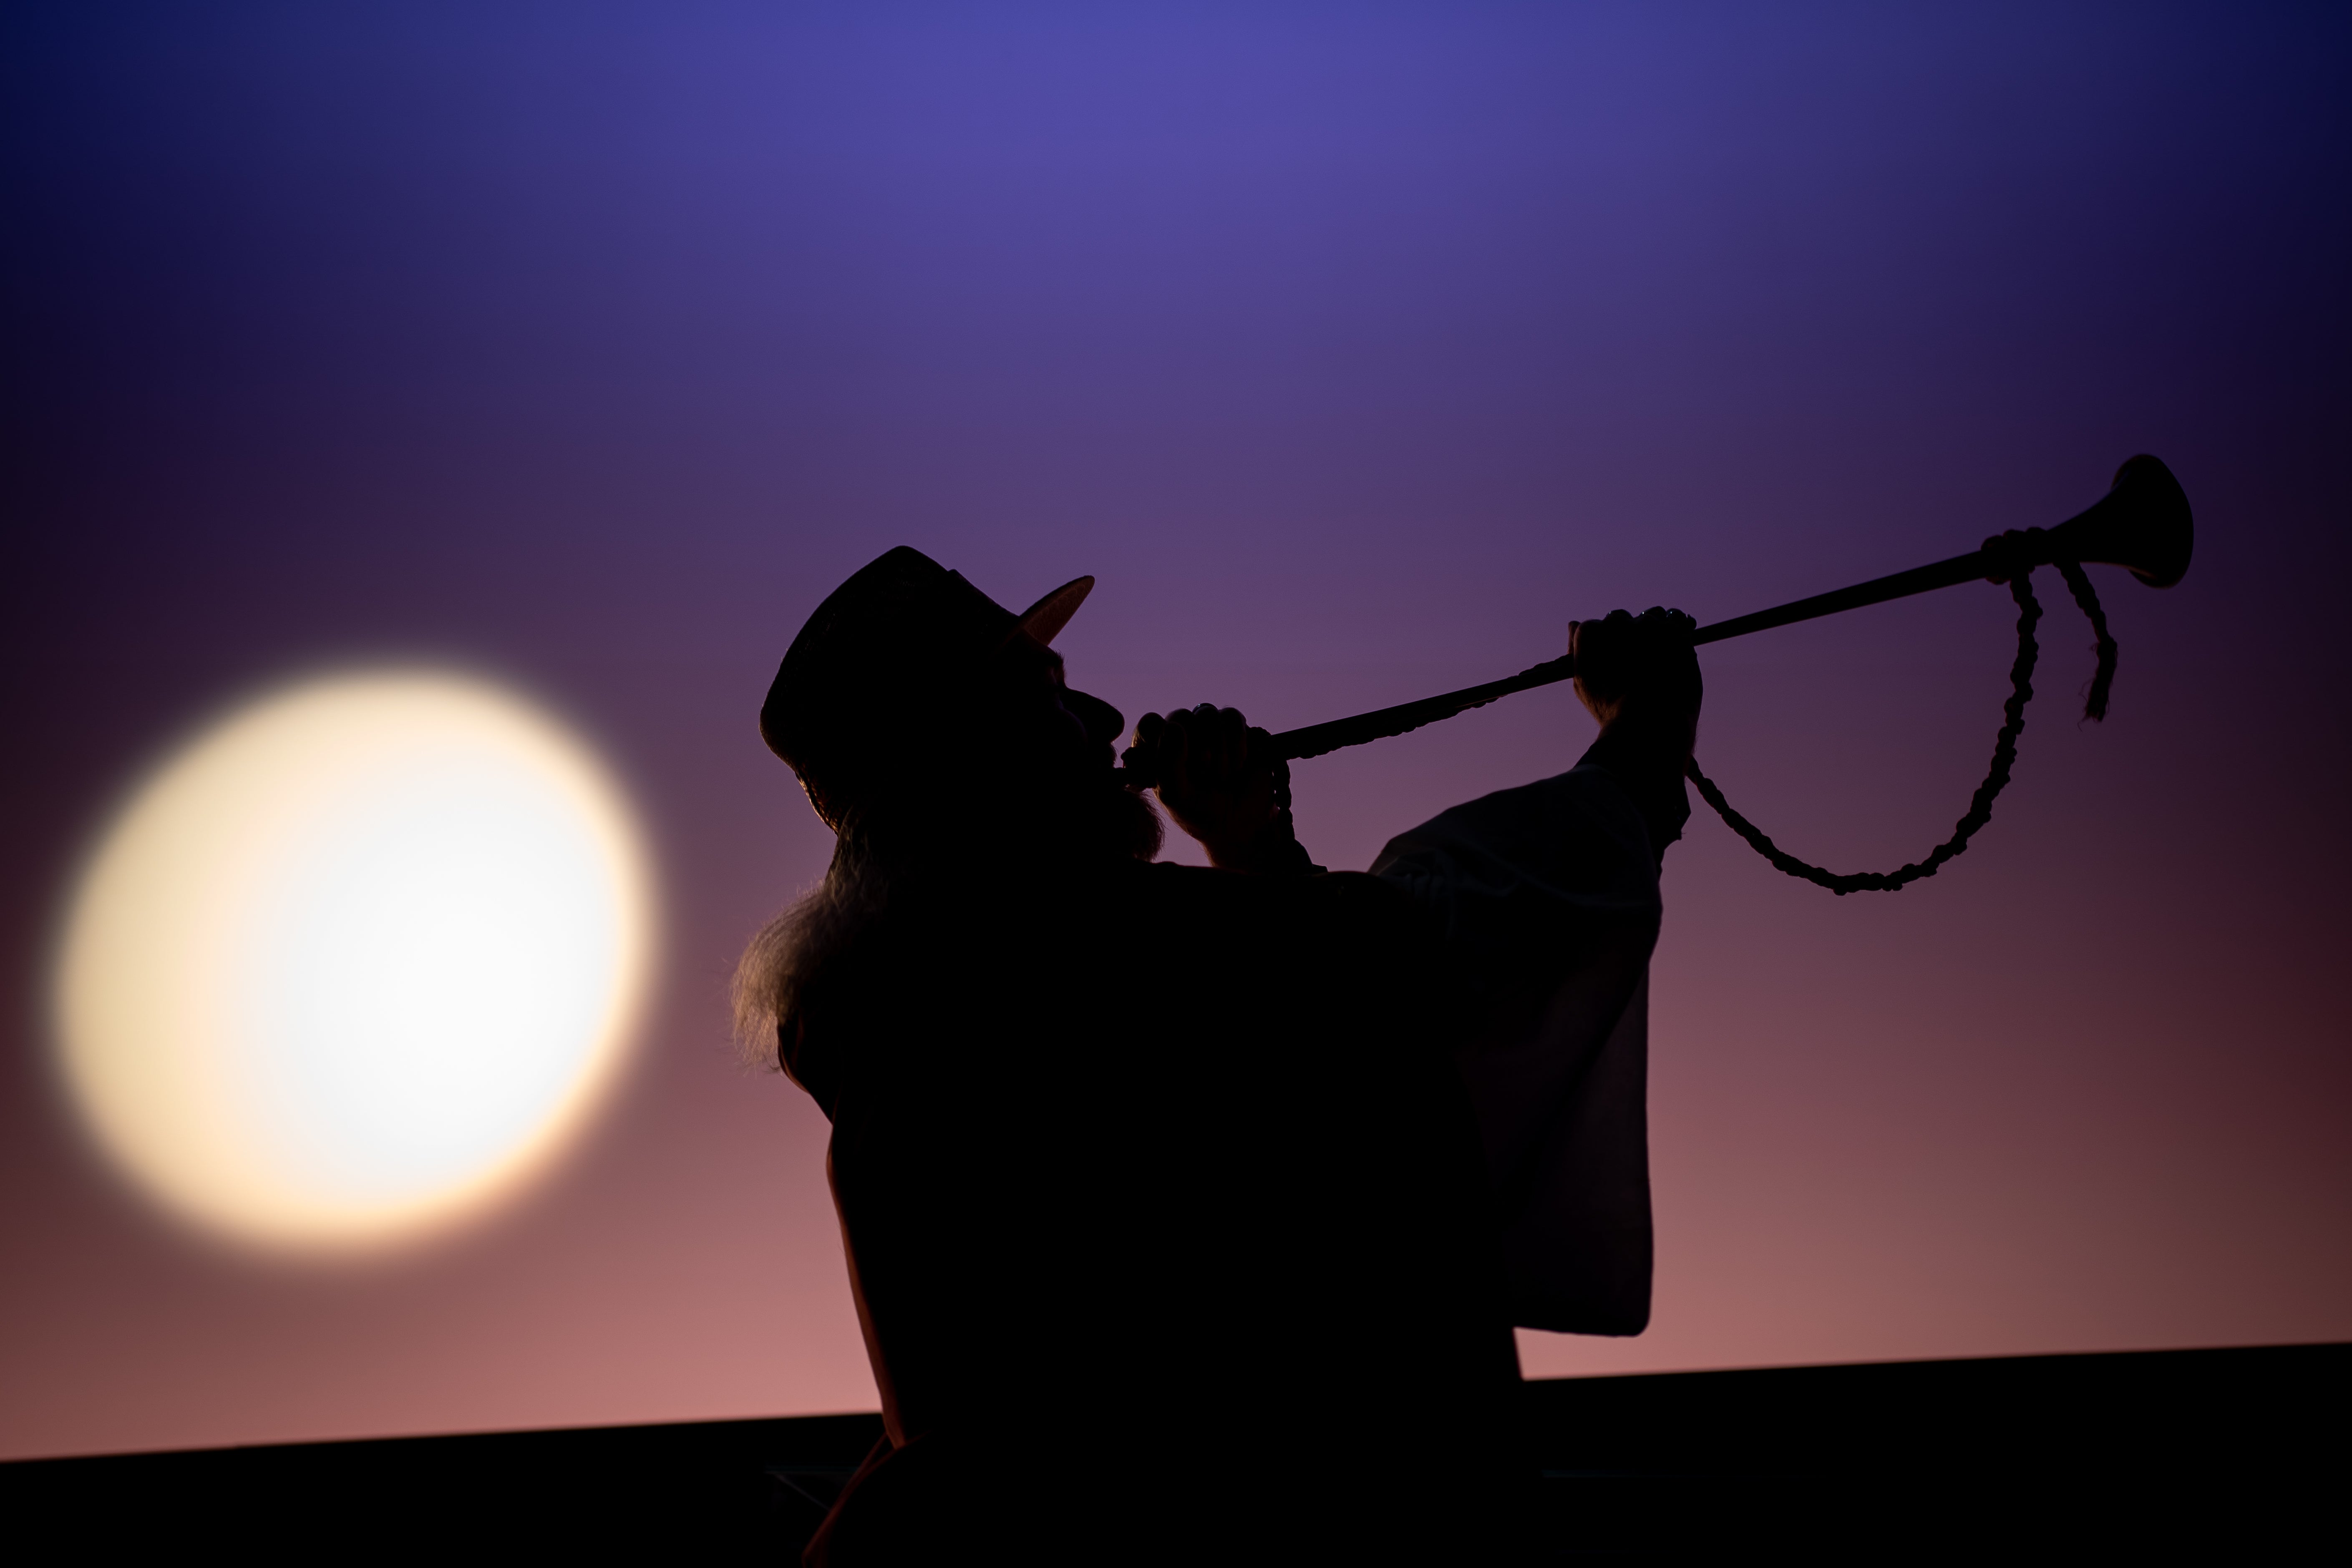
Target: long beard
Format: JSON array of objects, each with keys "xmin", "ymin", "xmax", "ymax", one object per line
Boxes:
[
  {"xmin": 1086, "ymin": 772, "xmax": 1166, "ymax": 863},
  {"xmin": 732, "ymin": 832, "xmax": 891, "ymax": 1069},
  {"xmin": 1012, "ymin": 766, "xmax": 1163, "ymax": 866}
]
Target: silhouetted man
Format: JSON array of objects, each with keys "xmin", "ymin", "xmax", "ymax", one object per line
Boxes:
[{"xmin": 738, "ymin": 547, "xmax": 1698, "ymax": 1565}]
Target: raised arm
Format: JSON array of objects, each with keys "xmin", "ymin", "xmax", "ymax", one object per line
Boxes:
[{"xmin": 1372, "ymin": 607, "xmax": 1702, "ymax": 1334}]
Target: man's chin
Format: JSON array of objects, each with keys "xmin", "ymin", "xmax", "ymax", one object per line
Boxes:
[
  {"xmin": 1092, "ymin": 771, "xmax": 1165, "ymax": 863},
  {"xmin": 961, "ymin": 764, "xmax": 1164, "ymax": 865}
]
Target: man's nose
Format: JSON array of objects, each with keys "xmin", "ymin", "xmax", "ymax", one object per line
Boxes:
[{"xmin": 1066, "ymin": 689, "xmax": 1125, "ymax": 748}]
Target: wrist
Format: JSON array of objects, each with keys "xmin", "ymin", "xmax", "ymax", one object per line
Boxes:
[{"xmin": 1579, "ymin": 725, "xmax": 1693, "ymax": 863}]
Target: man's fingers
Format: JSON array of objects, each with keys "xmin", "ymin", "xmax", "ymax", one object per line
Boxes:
[
  {"xmin": 1635, "ymin": 605, "xmax": 1697, "ymax": 640},
  {"xmin": 1156, "ymin": 710, "xmax": 1189, "ymax": 790},
  {"xmin": 1141, "ymin": 704, "xmax": 1266, "ymax": 798},
  {"xmin": 1569, "ymin": 605, "xmax": 1705, "ymax": 734},
  {"xmin": 1166, "ymin": 704, "xmax": 1247, "ymax": 783},
  {"xmin": 1182, "ymin": 705, "xmax": 1215, "ymax": 776},
  {"xmin": 1188, "ymin": 704, "xmax": 1221, "ymax": 775},
  {"xmin": 1213, "ymin": 707, "xmax": 1248, "ymax": 777},
  {"xmin": 1246, "ymin": 725, "xmax": 1274, "ymax": 775}
]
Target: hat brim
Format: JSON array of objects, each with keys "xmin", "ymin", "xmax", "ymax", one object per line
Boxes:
[{"xmin": 1015, "ymin": 576, "xmax": 1093, "ymax": 646}]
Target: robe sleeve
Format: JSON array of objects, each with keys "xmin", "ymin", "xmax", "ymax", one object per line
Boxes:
[{"xmin": 1370, "ymin": 760, "xmax": 1662, "ymax": 1335}]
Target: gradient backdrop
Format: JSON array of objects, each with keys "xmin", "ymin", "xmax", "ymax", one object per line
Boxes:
[{"xmin": 5, "ymin": 3, "xmax": 2347, "ymax": 1460}]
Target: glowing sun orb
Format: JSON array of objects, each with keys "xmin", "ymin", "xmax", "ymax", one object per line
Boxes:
[{"xmin": 53, "ymin": 669, "xmax": 656, "ymax": 1257}]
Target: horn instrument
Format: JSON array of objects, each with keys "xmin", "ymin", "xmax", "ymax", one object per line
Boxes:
[{"xmin": 1241, "ymin": 454, "xmax": 2191, "ymax": 768}]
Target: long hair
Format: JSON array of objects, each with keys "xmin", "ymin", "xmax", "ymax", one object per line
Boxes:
[{"xmin": 730, "ymin": 831, "xmax": 893, "ymax": 1070}]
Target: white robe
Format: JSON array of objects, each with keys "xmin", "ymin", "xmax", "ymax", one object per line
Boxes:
[{"xmin": 1371, "ymin": 761, "xmax": 1662, "ymax": 1335}]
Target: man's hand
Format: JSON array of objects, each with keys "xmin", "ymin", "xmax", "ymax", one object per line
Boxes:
[
  {"xmin": 1571, "ymin": 608, "xmax": 1701, "ymax": 860},
  {"xmin": 1570, "ymin": 607, "xmax": 1702, "ymax": 764},
  {"xmin": 1125, "ymin": 704, "xmax": 1285, "ymax": 871}
]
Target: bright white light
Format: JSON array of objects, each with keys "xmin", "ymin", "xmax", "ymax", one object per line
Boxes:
[{"xmin": 53, "ymin": 670, "xmax": 655, "ymax": 1256}]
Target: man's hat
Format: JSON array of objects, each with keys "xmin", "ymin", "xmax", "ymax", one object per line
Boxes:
[{"xmin": 760, "ymin": 546, "xmax": 1094, "ymax": 830}]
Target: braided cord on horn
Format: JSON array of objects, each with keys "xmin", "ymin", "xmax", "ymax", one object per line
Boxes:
[
  {"xmin": 1687, "ymin": 562, "xmax": 2114, "ymax": 893},
  {"xmin": 2054, "ymin": 559, "xmax": 2119, "ymax": 721}
]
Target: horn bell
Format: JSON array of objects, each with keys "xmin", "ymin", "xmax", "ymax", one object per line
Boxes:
[{"xmin": 2041, "ymin": 454, "xmax": 2194, "ymax": 588}]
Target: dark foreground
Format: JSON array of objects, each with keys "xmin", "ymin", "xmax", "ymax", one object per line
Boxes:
[{"xmin": 5, "ymin": 1344, "xmax": 2341, "ymax": 1561}]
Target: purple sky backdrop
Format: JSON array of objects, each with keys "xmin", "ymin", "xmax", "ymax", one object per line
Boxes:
[{"xmin": 4, "ymin": 3, "xmax": 2347, "ymax": 1459}]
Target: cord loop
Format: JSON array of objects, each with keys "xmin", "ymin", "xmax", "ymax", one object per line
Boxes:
[{"xmin": 1687, "ymin": 563, "xmax": 2110, "ymax": 893}]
